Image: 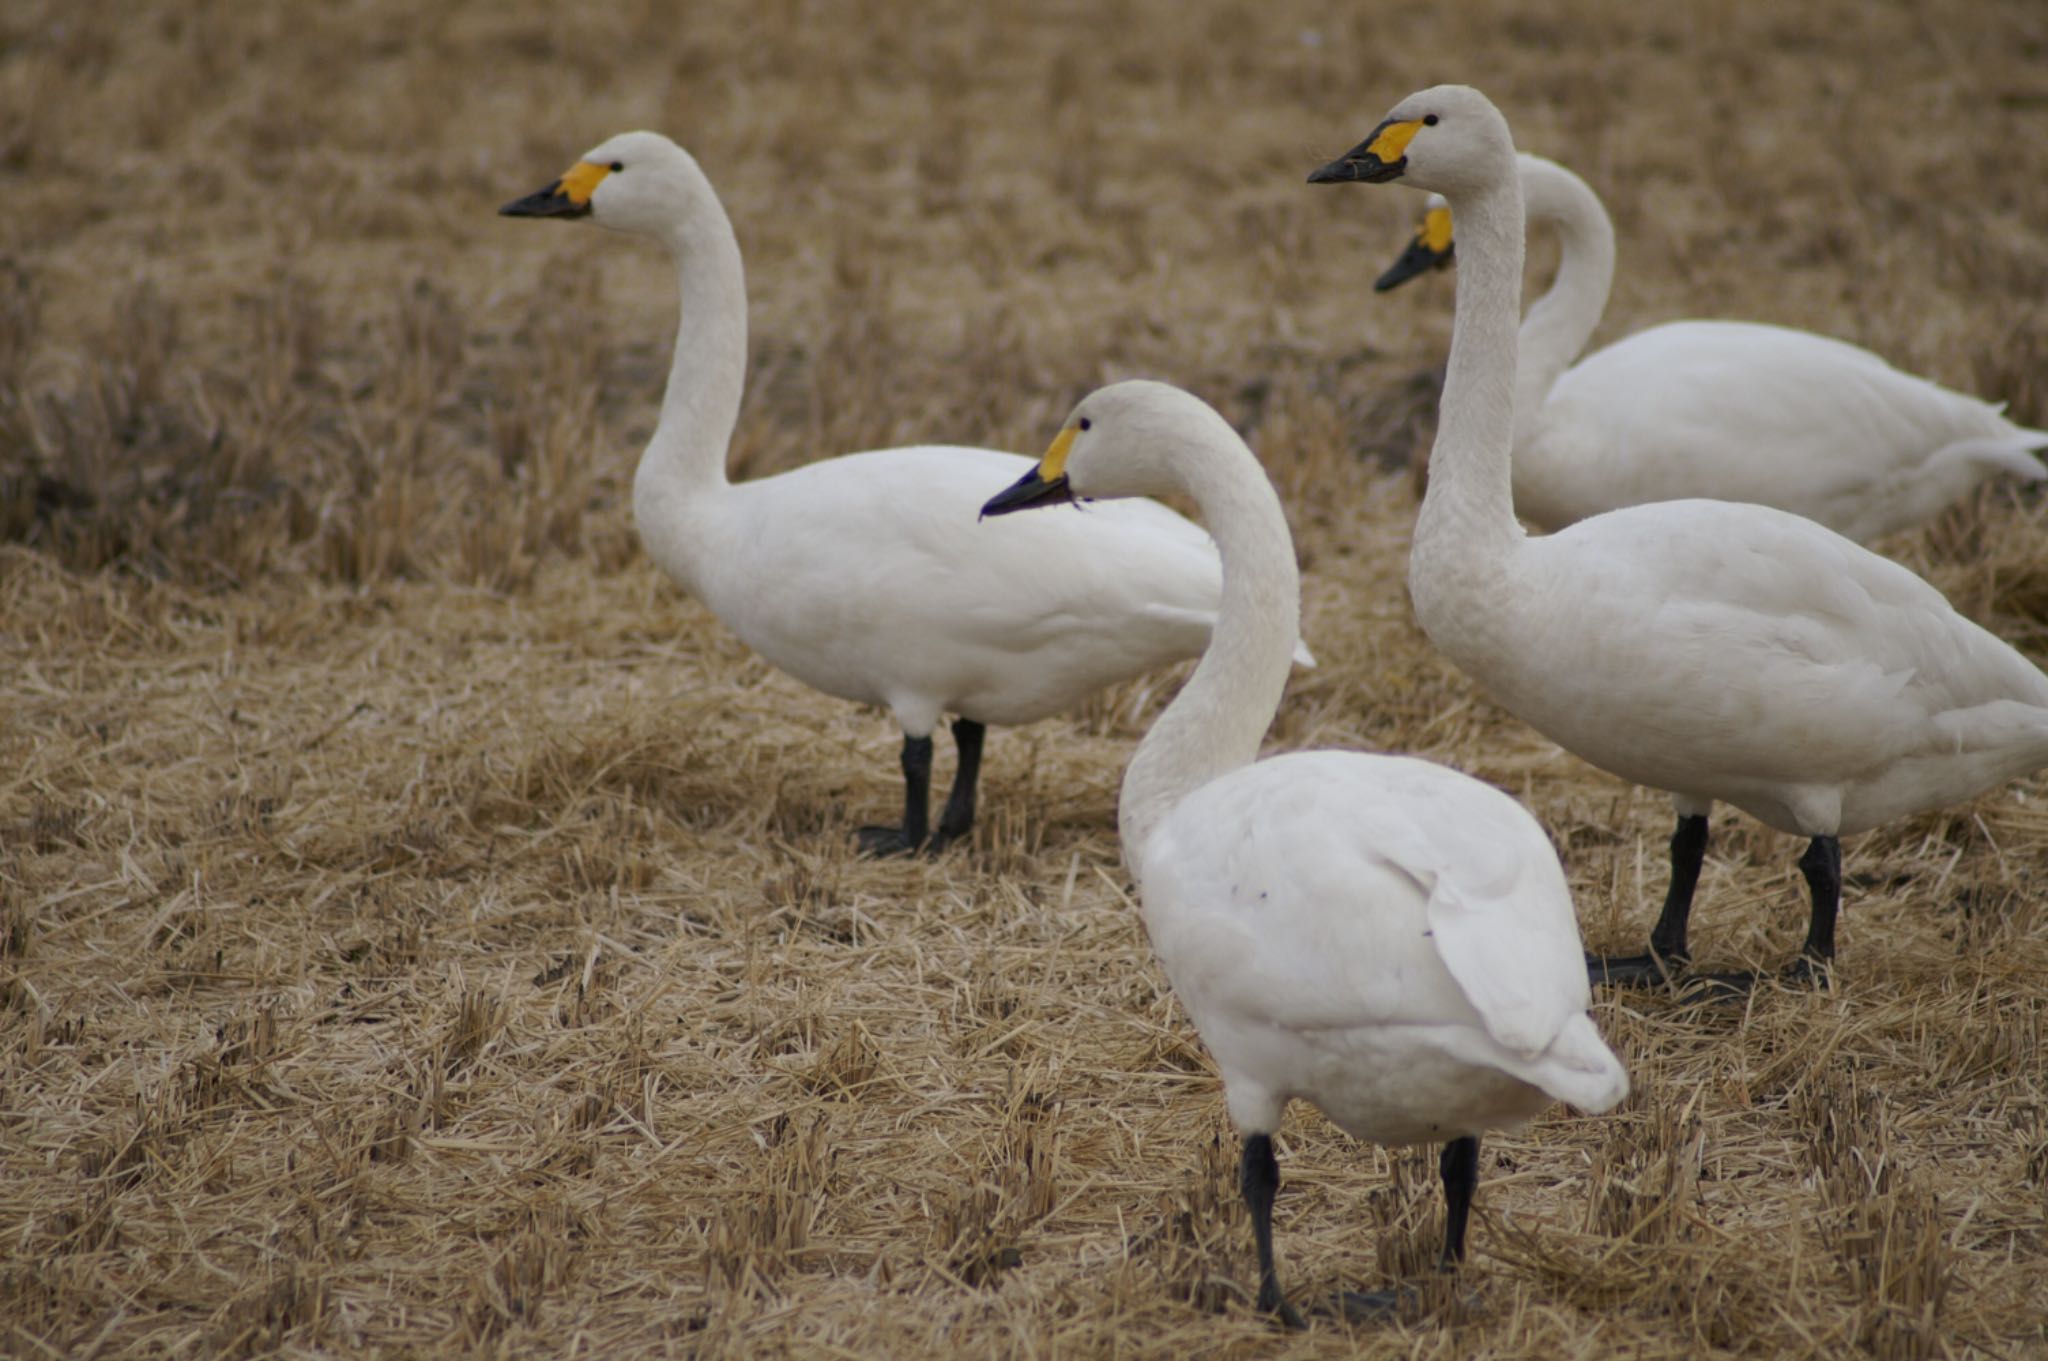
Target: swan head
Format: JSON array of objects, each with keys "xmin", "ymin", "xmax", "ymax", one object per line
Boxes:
[
  {"xmin": 500, "ymin": 131, "xmax": 705, "ymax": 238},
  {"xmin": 1375, "ymin": 194, "xmax": 1454, "ymax": 291},
  {"xmin": 981, "ymin": 380, "xmax": 1233, "ymax": 517},
  {"xmin": 1308, "ymin": 84, "xmax": 1513, "ymax": 198}
]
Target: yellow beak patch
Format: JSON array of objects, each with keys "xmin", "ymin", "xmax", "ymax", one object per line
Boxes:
[
  {"xmin": 1419, "ymin": 205, "xmax": 1453, "ymax": 254},
  {"xmin": 1039, "ymin": 426, "xmax": 1078, "ymax": 481},
  {"xmin": 557, "ymin": 160, "xmax": 613, "ymax": 206},
  {"xmin": 1368, "ymin": 119, "xmax": 1426, "ymax": 164}
]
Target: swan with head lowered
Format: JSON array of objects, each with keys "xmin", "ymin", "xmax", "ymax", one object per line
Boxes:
[
  {"xmin": 500, "ymin": 134, "xmax": 1309, "ymax": 854},
  {"xmin": 1372, "ymin": 154, "xmax": 2047, "ymax": 540},
  {"xmin": 1311, "ymin": 87, "xmax": 2048, "ymax": 989},
  {"xmin": 982, "ymin": 380, "xmax": 1626, "ymax": 1325}
]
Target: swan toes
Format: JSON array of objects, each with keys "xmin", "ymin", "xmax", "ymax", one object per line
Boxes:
[
  {"xmin": 1331, "ymin": 1287, "xmax": 1409, "ymax": 1323},
  {"xmin": 1254, "ymin": 1285, "xmax": 1307, "ymax": 1331},
  {"xmin": 1780, "ymin": 955, "xmax": 1835, "ymax": 989},
  {"xmin": 1585, "ymin": 949, "xmax": 1685, "ymax": 989},
  {"xmin": 1672, "ymin": 970, "xmax": 1758, "ymax": 1003},
  {"xmin": 854, "ymin": 825, "xmax": 921, "ymax": 857}
]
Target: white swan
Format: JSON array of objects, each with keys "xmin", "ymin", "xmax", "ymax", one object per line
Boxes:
[
  {"xmin": 1310, "ymin": 87, "xmax": 2048, "ymax": 988},
  {"xmin": 500, "ymin": 133, "xmax": 1308, "ymax": 854},
  {"xmin": 1372, "ymin": 154, "xmax": 2048, "ymax": 541},
  {"xmin": 982, "ymin": 381, "xmax": 1626, "ymax": 1324}
]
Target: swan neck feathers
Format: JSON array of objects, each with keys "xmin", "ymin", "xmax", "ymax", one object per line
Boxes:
[
  {"xmin": 1120, "ymin": 405, "xmax": 1301, "ymax": 867},
  {"xmin": 1412, "ymin": 171, "xmax": 1526, "ymax": 632},
  {"xmin": 632, "ymin": 149, "xmax": 746, "ymax": 586},
  {"xmin": 1513, "ymin": 154, "xmax": 1614, "ymax": 450}
]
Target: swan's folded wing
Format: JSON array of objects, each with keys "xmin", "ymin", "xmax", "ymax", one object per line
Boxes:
[{"xmin": 1140, "ymin": 755, "xmax": 1588, "ymax": 1051}]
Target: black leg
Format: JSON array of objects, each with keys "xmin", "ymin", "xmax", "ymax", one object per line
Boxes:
[
  {"xmin": 856, "ymin": 734, "xmax": 932, "ymax": 856},
  {"xmin": 1241, "ymin": 1134, "xmax": 1304, "ymax": 1329},
  {"xmin": 1438, "ymin": 1136, "xmax": 1479, "ymax": 1266},
  {"xmin": 1786, "ymin": 835, "xmax": 1840, "ymax": 985},
  {"xmin": 927, "ymin": 719, "xmax": 985, "ymax": 852},
  {"xmin": 1589, "ymin": 813, "xmax": 1708, "ymax": 987}
]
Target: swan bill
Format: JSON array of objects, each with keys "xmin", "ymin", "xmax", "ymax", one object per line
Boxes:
[
  {"xmin": 981, "ymin": 425, "xmax": 1081, "ymax": 518},
  {"xmin": 979, "ymin": 466, "xmax": 1075, "ymax": 519},
  {"xmin": 1307, "ymin": 117, "xmax": 1420, "ymax": 184},
  {"xmin": 1376, "ymin": 206, "xmax": 1455, "ymax": 291},
  {"xmin": 499, "ymin": 161, "xmax": 611, "ymax": 218}
]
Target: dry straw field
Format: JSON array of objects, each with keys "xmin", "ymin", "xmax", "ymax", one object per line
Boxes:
[{"xmin": 5, "ymin": 0, "xmax": 2048, "ymax": 1356}]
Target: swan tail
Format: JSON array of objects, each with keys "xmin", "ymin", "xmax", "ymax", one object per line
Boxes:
[
  {"xmin": 1946, "ymin": 432, "xmax": 2048, "ymax": 482},
  {"xmin": 1524, "ymin": 1013, "xmax": 1630, "ymax": 1113}
]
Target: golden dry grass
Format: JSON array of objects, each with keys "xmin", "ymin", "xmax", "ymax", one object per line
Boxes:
[{"xmin": 4, "ymin": 0, "xmax": 2048, "ymax": 1356}]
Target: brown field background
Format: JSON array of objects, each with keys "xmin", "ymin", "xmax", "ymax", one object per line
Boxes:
[{"xmin": 5, "ymin": 0, "xmax": 2048, "ymax": 1356}]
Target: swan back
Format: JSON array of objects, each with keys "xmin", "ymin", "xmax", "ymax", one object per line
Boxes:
[{"xmin": 1137, "ymin": 733, "xmax": 1627, "ymax": 1140}]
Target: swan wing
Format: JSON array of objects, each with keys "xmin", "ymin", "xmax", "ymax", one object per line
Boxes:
[
  {"xmin": 709, "ymin": 446, "xmax": 1313, "ymax": 722},
  {"xmin": 1490, "ymin": 500, "xmax": 2048, "ymax": 819},
  {"xmin": 1140, "ymin": 753, "xmax": 1592, "ymax": 1060},
  {"xmin": 1541, "ymin": 322, "xmax": 2048, "ymax": 538}
]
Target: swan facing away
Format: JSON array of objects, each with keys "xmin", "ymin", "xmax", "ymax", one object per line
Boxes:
[
  {"xmin": 500, "ymin": 134, "xmax": 1307, "ymax": 854},
  {"xmin": 1311, "ymin": 88, "xmax": 2048, "ymax": 989},
  {"xmin": 1373, "ymin": 154, "xmax": 2048, "ymax": 541},
  {"xmin": 982, "ymin": 381, "xmax": 1626, "ymax": 1324}
]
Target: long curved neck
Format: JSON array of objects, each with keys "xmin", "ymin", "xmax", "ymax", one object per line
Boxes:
[
  {"xmin": 1122, "ymin": 432, "xmax": 1300, "ymax": 869},
  {"xmin": 632, "ymin": 176, "xmax": 746, "ymax": 590},
  {"xmin": 1411, "ymin": 173, "xmax": 1526, "ymax": 622},
  {"xmin": 1513, "ymin": 155, "xmax": 1614, "ymax": 448}
]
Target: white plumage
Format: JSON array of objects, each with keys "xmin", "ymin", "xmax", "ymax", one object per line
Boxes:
[
  {"xmin": 501, "ymin": 132, "xmax": 1308, "ymax": 853},
  {"xmin": 982, "ymin": 380, "xmax": 1625, "ymax": 1325},
  {"xmin": 1312, "ymin": 86, "xmax": 2048, "ymax": 987},
  {"xmin": 1376, "ymin": 154, "xmax": 2048, "ymax": 541},
  {"xmin": 1143, "ymin": 755, "xmax": 1629, "ymax": 1143}
]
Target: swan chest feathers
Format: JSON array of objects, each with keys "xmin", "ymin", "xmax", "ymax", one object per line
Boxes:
[
  {"xmin": 1420, "ymin": 500, "xmax": 2048, "ymax": 836},
  {"xmin": 643, "ymin": 446, "xmax": 1227, "ymax": 732},
  {"xmin": 1135, "ymin": 752, "xmax": 1627, "ymax": 1144}
]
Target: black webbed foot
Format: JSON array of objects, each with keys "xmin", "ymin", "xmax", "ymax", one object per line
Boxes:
[
  {"xmin": 1585, "ymin": 949, "xmax": 1685, "ymax": 989},
  {"xmin": 855, "ymin": 824, "xmax": 921, "ymax": 857},
  {"xmin": 1331, "ymin": 1286, "xmax": 1408, "ymax": 1322},
  {"xmin": 1256, "ymin": 1284, "xmax": 1306, "ymax": 1330}
]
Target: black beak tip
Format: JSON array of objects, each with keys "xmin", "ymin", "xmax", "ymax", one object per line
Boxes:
[
  {"xmin": 1308, "ymin": 156, "xmax": 1403, "ymax": 186},
  {"xmin": 499, "ymin": 186, "xmax": 588, "ymax": 220},
  {"xmin": 980, "ymin": 471, "xmax": 1074, "ymax": 519}
]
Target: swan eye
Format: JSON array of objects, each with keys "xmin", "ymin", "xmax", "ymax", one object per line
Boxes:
[
  {"xmin": 1423, "ymin": 114, "xmax": 1439, "ymax": 126},
  {"xmin": 609, "ymin": 161, "xmax": 624, "ymax": 172},
  {"xmin": 1078, "ymin": 418, "xmax": 1092, "ymax": 432}
]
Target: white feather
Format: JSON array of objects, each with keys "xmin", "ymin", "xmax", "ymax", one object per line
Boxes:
[
  {"xmin": 504, "ymin": 132, "xmax": 1310, "ymax": 842},
  {"xmin": 1352, "ymin": 85, "xmax": 2048, "ymax": 970},
  {"xmin": 1390, "ymin": 155, "xmax": 2048, "ymax": 541}
]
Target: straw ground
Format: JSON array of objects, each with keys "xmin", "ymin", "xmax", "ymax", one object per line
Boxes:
[{"xmin": 3, "ymin": 0, "xmax": 2046, "ymax": 1356}]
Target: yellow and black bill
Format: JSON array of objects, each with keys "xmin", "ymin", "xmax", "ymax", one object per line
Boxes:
[
  {"xmin": 1375, "ymin": 206, "xmax": 1454, "ymax": 291},
  {"xmin": 499, "ymin": 161, "xmax": 611, "ymax": 219},
  {"xmin": 980, "ymin": 428, "xmax": 1079, "ymax": 519},
  {"xmin": 1307, "ymin": 116, "xmax": 1425, "ymax": 185}
]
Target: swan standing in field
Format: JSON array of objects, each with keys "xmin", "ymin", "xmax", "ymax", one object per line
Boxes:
[
  {"xmin": 500, "ymin": 133, "xmax": 1308, "ymax": 854},
  {"xmin": 1372, "ymin": 154, "xmax": 2048, "ymax": 540},
  {"xmin": 1310, "ymin": 87, "xmax": 2048, "ymax": 988},
  {"xmin": 982, "ymin": 380, "xmax": 1627, "ymax": 1324}
]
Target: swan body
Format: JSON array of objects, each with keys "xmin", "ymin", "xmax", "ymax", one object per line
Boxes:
[
  {"xmin": 1141, "ymin": 753, "xmax": 1629, "ymax": 1143},
  {"xmin": 1312, "ymin": 88, "xmax": 2048, "ymax": 985},
  {"xmin": 663, "ymin": 443, "xmax": 1226, "ymax": 731},
  {"xmin": 1378, "ymin": 155, "xmax": 2048, "ymax": 541},
  {"xmin": 982, "ymin": 380, "xmax": 1624, "ymax": 1322},
  {"xmin": 501, "ymin": 133, "xmax": 1306, "ymax": 853}
]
